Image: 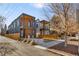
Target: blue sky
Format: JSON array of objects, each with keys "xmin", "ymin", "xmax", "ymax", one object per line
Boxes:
[{"xmin": 0, "ymin": 3, "xmax": 48, "ymax": 26}]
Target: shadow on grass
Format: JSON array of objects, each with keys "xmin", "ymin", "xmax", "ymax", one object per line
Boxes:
[{"xmin": 49, "ymin": 42, "xmax": 78, "ymax": 55}]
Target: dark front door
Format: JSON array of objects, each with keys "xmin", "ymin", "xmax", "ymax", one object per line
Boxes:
[{"xmin": 20, "ymin": 29, "xmax": 25, "ymax": 38}]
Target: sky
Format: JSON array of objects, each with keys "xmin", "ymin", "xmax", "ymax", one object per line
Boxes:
[{"xmin": 0, "ymin": 3, "xmax": 48, "ymax": 26}]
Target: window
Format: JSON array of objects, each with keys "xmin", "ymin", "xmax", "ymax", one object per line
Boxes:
[
  {"xmin": 28, "ymin": 21, "xmax": 31, "ymax": 28},
  {"xmin": 36, "ymin": 23, "xmax": 38, "ymax": 28},
  {"xmin": 32, "ymin": 22, "xmax": 35, "ymax": 27},
  {"xmin": 17, "ymin": 20, "xmax": 19, "ymax": 27},
  {"xmin": 15, "ymin": 21, "xmax": 17, "ymax": 28},
  {"xmin": 14, "ymin": 22, "xmax": 15, "ymax": 29},
  {"xmin": 20, "ymin": 30, "xmax": 24, "ymax": 37}
]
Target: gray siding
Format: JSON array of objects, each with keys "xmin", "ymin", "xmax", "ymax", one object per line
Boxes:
[{"xmin": 8, "ymin": 18, "xmax": 20, "ymax": 34}]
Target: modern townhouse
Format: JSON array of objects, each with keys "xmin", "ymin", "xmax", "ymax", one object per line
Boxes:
[
  {"xmin": 40, "ymin": 20, "xmax": 50, "ymax": 35},
  {"xmin": 8, "ymin": 13, "xmax": 36, "ymax": 39}
]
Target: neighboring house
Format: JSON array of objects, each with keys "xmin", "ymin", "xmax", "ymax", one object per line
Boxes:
[
  {"xmin": 8, "ymin": 13, "xmax": 36, "ymax": 38},
  {"xmin": 40, "ymin": 20, "xmax": 50, "ymax": 35},
  {"xmin": 35, "ymin": 19, "xmax": 40, "ymax": 38}
]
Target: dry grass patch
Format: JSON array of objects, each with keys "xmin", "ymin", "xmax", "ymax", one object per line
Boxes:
[
  {"xmin": 5, "ymin": 33, "xmax": 20, "ymax": 40},
  {"xmin": 39, "ymin": 34, "xmax": 59, "ymax": 40}
]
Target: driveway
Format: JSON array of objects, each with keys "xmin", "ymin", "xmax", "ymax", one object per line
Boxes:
[{"xmin": 31, "ymin": 38, "xmax": 64, "ymax": 48}]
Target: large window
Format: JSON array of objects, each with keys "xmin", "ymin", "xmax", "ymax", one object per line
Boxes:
[
  {"xmin": 36, "ymin": 23, "xmax": 38, "ymax": 28},
  {"xmin": 28, "ymin": 21, "xmax": 31, "ymax": 28},
  {"xmin": 20, "ymin": 30, "xmax": 24, "ymax": 37},
  {"xmin": 17, "ymin": 20, "xmax": 19, "ymax": 27},
  {"xmin": 14, "ymin": 22, "xmax": 15, "ymax": 29},
  {"xmin": 15, "ymin": 21, "xmax": 17, "ymax": 28}
]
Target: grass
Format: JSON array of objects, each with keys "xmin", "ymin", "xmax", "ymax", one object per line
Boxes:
[
  {"xmin": 4, "ymin": 33, "xmax": 20, "ymax": 40},
  {"xmin": 39, "ymin": 34, "xmax": 59, "ymax": 40}
]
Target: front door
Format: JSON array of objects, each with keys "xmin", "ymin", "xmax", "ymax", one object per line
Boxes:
[{"xmin": 20, "ymin": 29, "xmax": 25, "ymax": 38}]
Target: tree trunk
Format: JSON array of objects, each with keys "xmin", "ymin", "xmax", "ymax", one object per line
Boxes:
[
  {"xmin": 78, "ymin": 37, "xmax": 79, "ymax": 55},
  {"xmin": 64, "ymin": 33, "xmax": 67, "ymax": 47}
]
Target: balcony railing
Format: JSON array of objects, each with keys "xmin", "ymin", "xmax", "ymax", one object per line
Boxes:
[{"xmin": 40, "ymin": 27, "xmax": 49, "ymax": 30}]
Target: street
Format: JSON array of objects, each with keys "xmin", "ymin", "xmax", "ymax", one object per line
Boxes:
[{"xmin": 0, "ymin": 35, "xmax": 60, "ymax": 56}]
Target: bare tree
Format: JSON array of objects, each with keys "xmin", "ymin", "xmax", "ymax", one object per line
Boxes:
[
  {"xmin": 75, "ymin": 5, "xmax": 79, "ymax": 55},
  {"xmin": 0, "ymin": 16, "xmax": 6, "ymax": 34},
  {"xmin": 43, "ymin": 3, "xmax": 77, "ymax": 47},
  {"xmin": 50, "ymin": 15, "xmax": 64, "ymax": 34}
]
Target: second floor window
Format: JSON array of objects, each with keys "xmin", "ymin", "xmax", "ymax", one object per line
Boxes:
[
  {"xmin": 32, "ymin": 22, "xmax": 35, "ymax": 27},
  {"xmin": 28, "ymin": 21, "xmax": 31, "ymax": 28}
]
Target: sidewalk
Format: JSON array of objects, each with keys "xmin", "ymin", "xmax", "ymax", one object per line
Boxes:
[{"xmin": 34, "ymin": 44, "xmax": 76, "ymax": 56}]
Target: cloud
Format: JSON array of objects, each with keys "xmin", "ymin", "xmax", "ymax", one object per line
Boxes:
[{"xmin": 32, "ymin": 3, "xmax": 44, "ymax": 8}]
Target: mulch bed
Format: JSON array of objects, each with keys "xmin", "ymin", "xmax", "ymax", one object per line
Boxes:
[{"xmin": 49, "ymin": 42, "xmax": 78, "ymax": 55}]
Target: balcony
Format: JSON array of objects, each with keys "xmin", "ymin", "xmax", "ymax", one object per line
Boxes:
[{"xmin": 40, "ymin": 27, "xmax": 49, "ymax": 30}]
